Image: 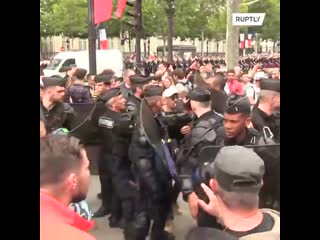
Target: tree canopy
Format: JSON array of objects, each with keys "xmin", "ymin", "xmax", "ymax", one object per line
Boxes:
[{"xmin": 40, "ymin": 0, "xmax": 279, "ymax": 41}]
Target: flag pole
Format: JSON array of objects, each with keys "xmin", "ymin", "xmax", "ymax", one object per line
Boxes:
[{"xmin": 88, "ymin": 0, "xmax": 97, "ymax": 75}]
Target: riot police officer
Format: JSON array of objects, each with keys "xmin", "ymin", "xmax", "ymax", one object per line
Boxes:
[
  {"xmin": 213, "ymin": 95, "xmax": 279, "ymax": 210},
  {"xmin": 95, "ymin": 73, "xmax": 113, "ymax": 101},
  {"xmin": 251, "ymin": 79, "xmax": 280, "ymax": 143},
  {"xmin": 95, "ymin": 87, "xmax": 135, "ymax": 228},
  {"xmin": 92, "ymin": 88, "xmax": 122, "ymax": 218},
  {"xmin": 40, "ymin": 76, "xmax": 77, "ymax": 134},
  {"xmin": 127, "ymin": 85, "xmax": 175, "ymax": 240},
  {"xmin": 193, "ymin": 95, "xmax": 279, "ymax": 229},
  {"xmin": 216, "ymin": 95, "xmax": 264, "ymax": 146},
  {"xmin": 126, "ymin": 75, "xmax": 150, "ymax": 119},
  {"xmin": 176, "ymin": 87, "xmax": 223, "ymax": 226}
]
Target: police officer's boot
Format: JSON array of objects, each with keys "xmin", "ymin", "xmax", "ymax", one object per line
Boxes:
[{"xmin": 93, "ymin": 205, "xmax": 110, "ymax": 218}]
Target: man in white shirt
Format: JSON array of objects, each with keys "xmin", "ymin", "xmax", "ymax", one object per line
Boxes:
[{"xmin": 240, "ymin": 73, "xmax": 256, "ymax": 105}]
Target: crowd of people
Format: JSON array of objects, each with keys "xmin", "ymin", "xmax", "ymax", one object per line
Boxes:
[
  {"xmin": 123, "ymin": 54, "xmax": 280, "ymax": 76},
  {"xmin": 40, "ymin": 55, "xmax": 280, "ymax": 240}
]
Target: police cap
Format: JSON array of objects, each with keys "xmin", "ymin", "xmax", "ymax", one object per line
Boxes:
[
  {"xmin": 225, "ymin": 95, "xmax": 251, "ymax": 115},
  {"xmin": 260, "ymin": 79, "xmax": 280, "ymax": 93},
  {"xmin": 41, "ymin": 76, "xmax": 66, "ymax": 88},
  {"xmin": 129, "ymin": 75, "xmax": 150, "ymax": 85},
  {"xmin": 143, "ymin": 85, "xmax": 163, "ymax": 97},
  {"xmin": 99, "ymin": 88, "xmax": 121, "ymax": 103},
  {"xmin": 188, "ymin": 87, "xmax": 211, "ymax": 102}
]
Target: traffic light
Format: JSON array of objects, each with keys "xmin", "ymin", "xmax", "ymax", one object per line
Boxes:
[
  {"xmin": 124, "ymin": 0, "xmax": 142, "ymax": 30},
  {"xmin": 124, "ymin": 0, "xmax": 143, "ymax": 64}
]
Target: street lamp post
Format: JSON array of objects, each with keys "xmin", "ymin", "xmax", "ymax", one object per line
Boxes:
[
  {"xmin": 88, "ymin": 0, "xmax": 97, "ymax": 74},
  {"xmin": 147, "ymin": 39, "xmax": 150, "ymax": 56}
]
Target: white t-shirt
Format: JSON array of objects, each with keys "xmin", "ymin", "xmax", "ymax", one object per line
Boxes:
[{"xmin": 243, "ymin": 83, "xmax": 255, "ymax": 98}]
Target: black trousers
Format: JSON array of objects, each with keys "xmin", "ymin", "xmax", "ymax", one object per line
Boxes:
[
  {"xmin": 124, "ymin": 182, "xmax": 173, "ymax": 240},
  {"xmin": 98, "ymin": 152, "xmax": 113, "ymax": 210},
  {"xmin": 168, "ymin": 179, "xmax": 181, "ymax": 220}
]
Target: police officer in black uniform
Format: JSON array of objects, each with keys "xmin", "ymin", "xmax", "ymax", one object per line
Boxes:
[
  {"xmin": 95, "ymin": 87, "xmax": 135, "ymax": 228},
  {"xmin": 251, "ymin": 79, "xmax": 280, "ymax": 143},
  {"xmin": 126, "ymin": 76, "xmax": 150, "ymax": 119},
  {"xmin": 176, "ymin": 87, "xmax": 223, "ymax": 227},
  {"xmin": 127, "ymin": 85, "xmax": 175, "ymax": 240},
  {"xmin": 194, "ymin": 95, "xmax": 279, "ymax": 228},
  {"xmin": 86, "ymin": 73, "xmax": 115, "ymax": 202},
  {"xmin": 214, "ymin": 95, "xmax": 280, "ymax": 210},
  {"xmin": 216, "ymin": 95, "xmax": 265, "ymax": 146},
  {"xmin": 40, "ymin": 76, "xmax": 77, "ymax": 134},
  {"xmin": 95, "ymin": 73, "xmax": 114, "ymax": 101},
  {"xmin": 92, "ymin": 88, "xmax": 120, "ymax": 218}
]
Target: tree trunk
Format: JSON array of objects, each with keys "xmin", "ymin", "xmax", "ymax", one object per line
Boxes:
[
  {"xmin": 163, "ymin": 37, "xmax": 167, "ymax": 57},
  {"xmin": 255, "ymin": 33, "xmax": 259, "ymax": 53},
  {"xmin": 71, "ymin": 36, "xmax": 74, "ymax": 50},
  {"xmin": 200, "ymin": 31, "xmax": 204, "ymax": 56},
  {"xmin": 226, "ymin": 0, "xmax": 240, "ymax": 69},
  {"xmin": 128, "ymin": 31, "xmax": 132, "ymax": 53},
  {"xmin": 135, "ymin": 0, "xmax": 142, "ymax": 64},
  {"xmin": 167, "ymin": 11, "xmax": 174, "ymax": 63},
  {"xmin": 144, "ymin": 40, "xmax": 147, "ymax": 57},
  {"xmin": 266, "ymin": 40, "xmax": 268, "ymax": 53}
]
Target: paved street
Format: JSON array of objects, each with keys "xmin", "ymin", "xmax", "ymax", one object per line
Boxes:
[{"xmin": 87, "ymin": 175, "xmax": 196, "ymax": 240}]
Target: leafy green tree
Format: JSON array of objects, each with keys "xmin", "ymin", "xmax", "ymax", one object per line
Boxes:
[
  {"xmin": 205, "ymin": 7, "xmax": 227, "ymax": 41},
  {"xmin": 50, "ymin": 0, "xmax": 88, "ymax": 38},
  {"xmin": 247, "ymin": 0, "xmax": 280, "ymax": 41},
  {"xmin": 40, "ymin": 0, "xmax": 59, "ymax": 36}
]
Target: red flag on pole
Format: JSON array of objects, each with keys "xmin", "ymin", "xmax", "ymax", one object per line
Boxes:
[
  {"xmin": 94, "ymin": 0, "xmax": 113, "ymax": 24},
  {"xmin": 115, "ymin": 0, "xmax": 127, "ymax": 18}
]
